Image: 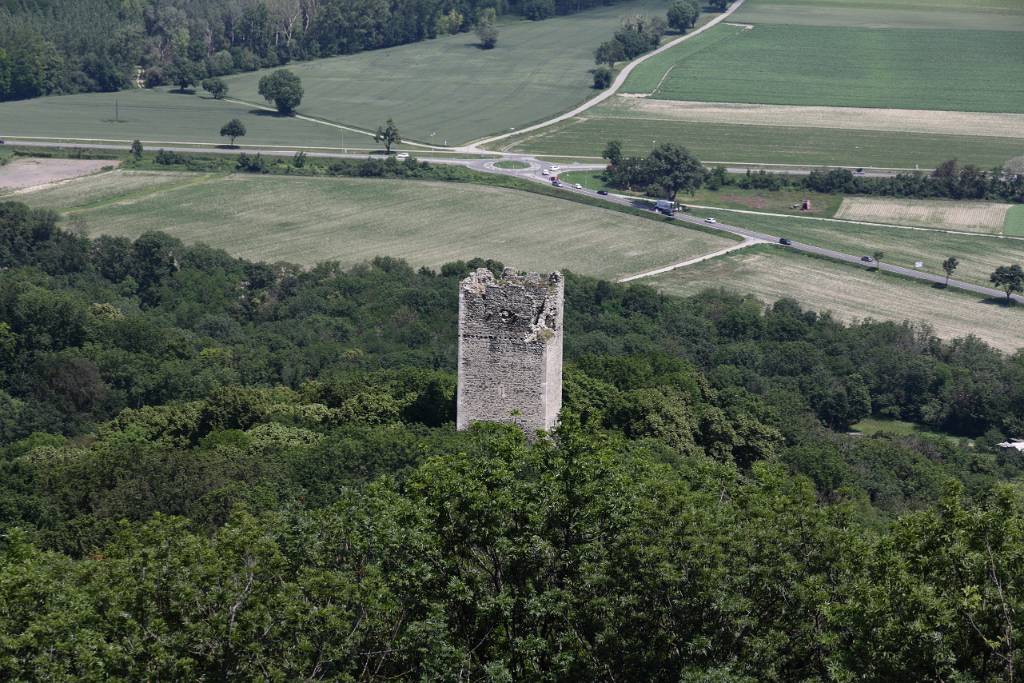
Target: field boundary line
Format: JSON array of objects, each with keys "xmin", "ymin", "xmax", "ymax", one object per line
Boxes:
[
  {"xmin": 687, "ymin": 203, "xmax": 1024, "ymax": 241},
  {"xmin": 465, "ymin": 0, "xmax": 747, "ymax": 151},
  {"xmin": 618, "ymin": 236, "xmax": 762, "ymax": 282}
]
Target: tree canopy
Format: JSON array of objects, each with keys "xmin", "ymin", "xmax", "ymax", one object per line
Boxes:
[{"xmin": 257, "ymin": 69, "xmax": 303, "ymax": 114}]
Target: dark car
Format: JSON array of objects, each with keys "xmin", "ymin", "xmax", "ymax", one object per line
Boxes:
[
  {"xmin": 861, "ymin": 255, "xmax": 873, "ymax": 262},
  {"xmin": 552, "ymin": 180, "xmax": 563, "ymax": 187},
  {"xmin": 597, "ymin": 189, "xmax": 608, "ymax": 195},
  {"xmin": 779, "ymin": 238, "xmax": 792, "ymax": 245}
]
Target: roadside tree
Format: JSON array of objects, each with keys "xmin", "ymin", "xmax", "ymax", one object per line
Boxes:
[
  {"xmin": 594, "ymin": 40, "xmax": 625, "ymax": 66},
  {"xmin": 258, "ymin": 69, "xmax": 303, "ymax": 114},
  {"xmin": 130, "ymin": 139, "xmax": 143, "ymax": 160},
  {"xmin": 603, "ymin": 140, "xmax": 623, "ymax": 167},
  {"xmin": 642, "ymin": 143, "xmax": 705, "ymax": 201},
  {"xmin": 942, "ymin": 257, "xmax": 959, "ymax": 287},
  {"xmin": 476, "ymin": 8, "xmax": 498, "ymax": 49},
  {"xmin": 593, "ymin": 66, "xmax": 612, "ymax": 89},
  {"xmin": 202, "ymin": 77, "xmax": 228, "ymax": 99},
  {"xmin": 375, "ymin": 119, "xmax": 401, "ymax": 153},
  {"xmin": 220, "ymin": 119, "xmax": 247, "ymax": 146},
  {"xmin": 667, "ymin": 1, "xmax": 699, "ymax": 32},
  {"xmin": 990, "ymin": 264, "xmax": 1024, "ymax": 304},
  {"xmin": 873, "ymin": 250, "xmax": 885, "ymax": 265}
]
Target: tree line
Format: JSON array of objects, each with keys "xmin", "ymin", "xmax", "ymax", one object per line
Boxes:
[
  {"xmin": 0, "ymin": 0, "xmax": 643, "ymax": 101},
  {"xmin": 604, "ymin": 141, "xmax": 1024, "ymax": 204}
]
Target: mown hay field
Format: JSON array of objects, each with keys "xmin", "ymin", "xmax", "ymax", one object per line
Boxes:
[
  {"xmin": 501, "ymin": 115, "xmax": 1022, "ymax": 169},
  {"xmin": 691, "ymin": 207, "xmax": 1024, "ymax": 287},
  {"xmin": 833, "ymin": 198, "xmax": 1013, "ymax": 235},
  {"xmin": 648, "ymin": 247, "xmax": 1024, "ymax": 352},
  {"xmin": 223, "ymin": 0, "xmax": 668, "ymax": 145},
  {"xmin": 622, "ymin": 24, "xmax": 1024, "ymax": 113},
  {"xmin": 29, "ymin": 172, "xmax": 735, "ymax": 280}
]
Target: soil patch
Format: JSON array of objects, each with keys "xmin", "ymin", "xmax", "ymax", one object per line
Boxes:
[{"xmin": 0, "ymin": 158, "xmax": 120, "ymax": 192}]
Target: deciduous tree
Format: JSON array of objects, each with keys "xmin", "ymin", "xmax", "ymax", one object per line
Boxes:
[
  {"xmin": 374, "ymin": 119, "xmax": 401, "ymax": 153},
  {"xmin": 475, "ymin": 8, "xmax": 498, "ymax": 49},
  {"xmin": 258, "ymin": 69, "xmax": 303, "ymax": 114},
  {"xmin": 990, "ymin": 264, "xmax": 1024, "ymax": 304},
  {"xmin": 220, "ymin": 119, "xmax": 247, "ymax": 146},
  {"xmin": 942, "ymin": 256, "xmax": 959, "ymax": 287}
]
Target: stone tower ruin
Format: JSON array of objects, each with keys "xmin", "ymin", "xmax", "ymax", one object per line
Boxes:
[{"xmin": 457, "ymin": 267, "xmax": 564, "ymax": 434}]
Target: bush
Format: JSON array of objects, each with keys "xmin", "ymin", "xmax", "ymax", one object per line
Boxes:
[{"xmin": 593, "ymin": 66, "xmax": 613, "ymax": 89}]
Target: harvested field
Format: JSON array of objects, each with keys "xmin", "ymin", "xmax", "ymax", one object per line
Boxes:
[
  {"xmin": 0, "ymin": 158, "xmax": 119, "ymax": 192},
  {"xmin": 833, "ymin": 198, "xmax": 1013, "ymax": 234},
  {"xmin": 30, "ymin": 173, "xmax": 735, "ymax": 281},
  {"xmin": 598, "ymin": 97, "xmax": 1024, "ymax": 139},
  {"xmin": 17, "ymin": 170, "xmax": 204, "ymax": 212},
  {"xmin": 648, "ymin": 247, "xmax": 1024, "ymax": 352}
]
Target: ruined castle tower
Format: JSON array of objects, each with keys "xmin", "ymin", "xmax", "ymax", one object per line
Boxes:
[{"xmin": 457, "ymin": 267, "xmax": 564, "ymax": 434}]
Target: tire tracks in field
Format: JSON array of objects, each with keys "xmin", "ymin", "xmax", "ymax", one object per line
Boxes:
[{"xmin": 63, "ymin": 172, "xmax": 220, "ymax": 215}]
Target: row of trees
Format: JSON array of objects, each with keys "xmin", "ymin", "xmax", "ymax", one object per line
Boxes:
[
  {"xmin": 0, "ymin": 0, "xmax": 639, "ymax": 101},
  {"xmin": 593, "ymin": 13, "xmax": 667, "ymax": 87},
  {"xmin": 605, "ymin": 141, "xmax": 1024, "ymax": 204}
]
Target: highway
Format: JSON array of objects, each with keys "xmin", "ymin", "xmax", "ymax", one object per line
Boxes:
[{"xmin": 2, "ymin": 139, "xmax": 1020, "ymax": 304}]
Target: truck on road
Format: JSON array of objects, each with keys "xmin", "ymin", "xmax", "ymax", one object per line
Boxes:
[{"xmin": 655, "ymin": 199, "xmax": 674, "ymax": 216}]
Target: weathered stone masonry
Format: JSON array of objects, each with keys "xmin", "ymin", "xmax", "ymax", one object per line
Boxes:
[{"xmin": 457, "ymin": 267, "xmax": 564, "ymax": 434}]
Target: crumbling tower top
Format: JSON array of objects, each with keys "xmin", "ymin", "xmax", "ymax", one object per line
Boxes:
[{"xmin": 456, "ymin": 267, "xmax": 564, "ymax": 434}]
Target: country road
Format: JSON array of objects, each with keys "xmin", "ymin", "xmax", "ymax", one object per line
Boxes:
[{"xmin": 3, "ymin": 139, "xmax": 1020, "ymax": 305}]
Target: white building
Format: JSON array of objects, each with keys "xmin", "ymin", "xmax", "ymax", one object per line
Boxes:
[{"xmin": 997, "ymin": 439, "xmax": 1024, "ymax": 453}]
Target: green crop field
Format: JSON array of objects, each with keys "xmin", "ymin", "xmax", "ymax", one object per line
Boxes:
[
  {"xmin": 1006, "ymin": 206, "xmax": 1024, "ymax": 237},
  {"xmin": 690, "ymin": 207, "xmax": 1024, "ymax": 287},
  {"xmin": 647, "ymin": 247, "xmax": 1024, "ymax": 352},
  {"xmin": 733, "ymin": 0, "xmax": 1024, "ymax": 31},
  {"xmin": 501, "ymin": 114, "xmax": 1022, "ymax": 168},
  {"xmin": 25, "ymin": 170, "xmax": 735, "ymax": 280},
  {"xmin": 0, "ymin": 89, "xmax": 353, "ymax": 149},
  {"xmin": 622, "ymin": 24, "xmax": 1024, "ymax": 113},
  {"xmin": 223, "ymin": 0, "xmax": 669, "ymax": 145}
]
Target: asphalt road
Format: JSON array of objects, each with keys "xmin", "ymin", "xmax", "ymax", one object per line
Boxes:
[
  {"xmin": 482, "ymin": 159, "xmax": 1024, "ymax": 304},
  {"xmin": 3, "ymin": 139, "xmax": 1019, "ymax": 304}
]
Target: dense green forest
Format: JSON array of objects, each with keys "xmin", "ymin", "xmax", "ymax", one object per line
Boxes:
[
  {"xmin": 0, "ymin": 0, "xmax": 642, "ymax": 100},
  {"xmin": 2, "ymin": 199, "xmax": 1024, "ymax": 678}
]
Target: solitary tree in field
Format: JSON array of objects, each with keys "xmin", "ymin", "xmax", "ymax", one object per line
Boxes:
[
  {"xmin": 942, "ymin": 256, "xmax": 959, "ymax": 287},
  {"xmin": 374, "ymin": 119, "xmax": 401, "ymax": 153},
  {"xmin": 202, "ymin": 77, "xmax": 228, "ymax": 99},
  {"xmin": 990, "ymin": 264, "xmax": 1024, "ymax": 304},
  {"xmin": 642, "ymin": 143, "xmax": 706, "ymax": 201},
  {"xmin": 667, "ymin": 0, "xmax": 699, "ymax": 31},
  {"xmin": 258, "ymin": 69, "xmax": 303, "ymax": 114},
  {"xmin": 220, "ymin": 118, "xmax": 247, "ymax": 146},
  {"xmin": 475, "ymin": 8, "xmax": 498, "ymax": 49}
]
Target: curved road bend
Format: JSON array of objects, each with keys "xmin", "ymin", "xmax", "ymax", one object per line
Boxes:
[
  {"xmin": 465, "ymin": 0, "xmax": 748, "ymax": 151},
  {"xmin": 5, "ymin": 140, "xmax": 1020, "ymax": 304}
]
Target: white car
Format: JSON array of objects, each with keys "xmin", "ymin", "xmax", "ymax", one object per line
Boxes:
[
  {"xmin": 574, "ymin": 183, "xmax": 583, "ymax": 189},
  {"xmin": 396, "ymin": 152, "xmax": 409, "ymax": 160},
  {"xmin": 541, "ymin": 168, "xmax": 550, "ymax": 175},
  {"xmin": 705, "ymin": 217, "xmax": 717, "ymax": 223},
  {"xmin": 548, "ymin": 165, "xmax": 561, "ymax": 172}
]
